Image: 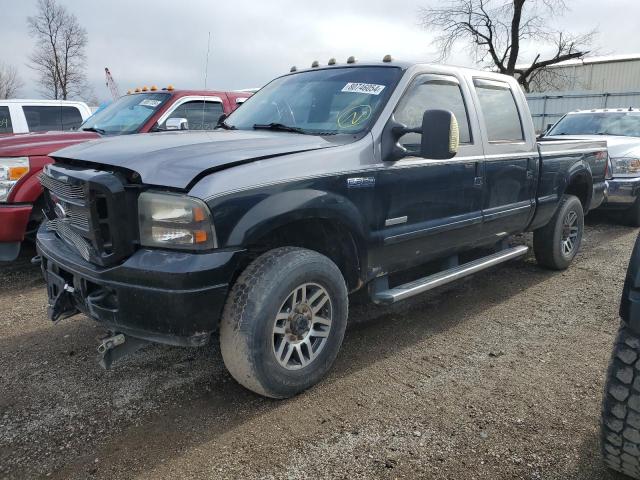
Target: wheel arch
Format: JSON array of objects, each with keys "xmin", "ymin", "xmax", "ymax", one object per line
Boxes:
[{"xmin": 225, "ymin": 189, "xmax": 369, "ymax": 292}]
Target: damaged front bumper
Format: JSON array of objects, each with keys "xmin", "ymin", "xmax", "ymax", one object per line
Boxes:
[{"xmin": 37, "ymin": 227, "xmax": 246, "ymax": 347}]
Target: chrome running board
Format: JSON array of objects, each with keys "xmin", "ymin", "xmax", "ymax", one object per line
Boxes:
[{"xmin": 371, "ymin": 245, "xmax": 529, "ymax": 305}]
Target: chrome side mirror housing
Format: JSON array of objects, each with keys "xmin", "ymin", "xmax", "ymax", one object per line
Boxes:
[{"xmin": 165, "ymin": 117, "xmax": 189, "ymax": 131}]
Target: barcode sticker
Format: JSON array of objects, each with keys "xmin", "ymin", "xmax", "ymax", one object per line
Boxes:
[
  {"xmin": 341, "ymin": 83, "xmax": 386, "ymax": 95},
  {"xmin": 139, "ymin": 99, "xmax": 162, "ymax": 107}
]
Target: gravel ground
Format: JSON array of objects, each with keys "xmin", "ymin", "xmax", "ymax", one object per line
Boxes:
[{"xmin": 0, "ymin": 214, "xmax": 636, "ymax": 480}]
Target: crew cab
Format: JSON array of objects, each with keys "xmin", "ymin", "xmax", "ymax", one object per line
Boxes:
[
  {"xmin": 543, "ymin": 108, "xmax": 640, "ymax": 225},
  {"xmin": 0, "ymin": 99, "xmax": 92, "ymax": 136},
  {"xmin": 36, "ymin": 59, "xmax": 607, "ymax": 398},
  {"xmin": 0, "ymin": 87, "xmax": 250, "ymax": 260}
]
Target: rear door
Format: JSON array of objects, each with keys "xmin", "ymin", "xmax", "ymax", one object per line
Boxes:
[{"xmin": 469, "ymin": 78, "xmax": 537, "ymax": 240}]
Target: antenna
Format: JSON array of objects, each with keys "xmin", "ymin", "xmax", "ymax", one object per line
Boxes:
[{"xmin": 201, "ymin": 31, "xmax": 211, "ymax": 129}]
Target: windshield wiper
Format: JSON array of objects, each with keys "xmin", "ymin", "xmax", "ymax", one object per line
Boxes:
[
  {"xmin": 82, "ymin": 127, "xmax": 106, "ymax": 134},
  {"xmin": 253, "ymin": 123, "xmax": 307, "ymax": 134}
]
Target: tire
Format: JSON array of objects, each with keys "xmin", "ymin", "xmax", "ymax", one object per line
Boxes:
[
  {"xmin": 623, "ymin": 198, "xmax": 640, "ymax": 228},
  {"xmin": 602, "ymin": 323, "xmax": 640, "ymax": 479},
  {"xmin": 533, "ymin": 194, "xmax": 584, "ymax": 270},
  {"xmin": 219, "ymin": 247, "xmax": 348, "ymax": 398}
]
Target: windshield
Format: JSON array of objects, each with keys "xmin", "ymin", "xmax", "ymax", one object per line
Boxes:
[
  {"xmin": 80, "ymin": 93, "xmax": 171, "ymax": 135},
  {"xmin": 225, "ymin": 66, "xmax": 403, "ymax": 134},
  {"xmin": 549, "ymin": 112, "xmax": 640, "ymax": 137}
]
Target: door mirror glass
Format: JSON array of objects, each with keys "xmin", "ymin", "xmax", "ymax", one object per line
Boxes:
[{"xmin": 165, "ymin": 117, "xmax": 188, "ymax": 131}]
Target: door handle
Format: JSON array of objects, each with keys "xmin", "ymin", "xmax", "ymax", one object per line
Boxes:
[{"xmin": 474, "ymin": 176, "xmax": 483, "ymax": 186}]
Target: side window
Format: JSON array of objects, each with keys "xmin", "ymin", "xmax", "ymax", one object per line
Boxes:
[
  {"xmin": 23, "ymin": 106, "xmax": 81, "ymax": 132},
  {"xmin": 0, "ymin": 106, "xmax": 12, "ymax": 133},
  {"xmin": 394, "ymin": 76, "xmax": 472, "ymax": 151},
  {"xmin": 60, "ymin": 106, "xmax": 83, "ymax": 130},
  {"xmin": 163, "ymin": 100, "xmax": 224, "ymax": 130},
  {"xmin": 473, "ymin": 79, "xmax": 524, "ymax": 142}
]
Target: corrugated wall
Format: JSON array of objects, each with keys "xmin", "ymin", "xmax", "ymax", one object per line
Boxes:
[
  {"xmin": 526, "ymin": 91, "xmax": 640, "ymax": 132},
  {"xmin": 529, "ymin": 59, "xmax": 640, "ymax": 92}
]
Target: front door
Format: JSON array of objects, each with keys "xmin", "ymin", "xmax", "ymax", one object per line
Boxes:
[{"xmin": 372, "ymin": 73, "xmax": 485, "ymax": 272}]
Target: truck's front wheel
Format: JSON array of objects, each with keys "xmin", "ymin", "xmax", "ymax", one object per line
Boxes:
[
  {"xmin": 219, "ymin": 247, "xmax": 348, "ymax": 398},
  {"xmin": 533, "ymin": 194, "xmax": 584, "ymax": 270}
]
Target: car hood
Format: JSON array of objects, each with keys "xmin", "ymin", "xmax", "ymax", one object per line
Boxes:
[
  {"xmin": 544, "ymin": 134, "xmax": 640, "ymax": 158},
  {"xmin": 0, "ymin": 130, "xmax": 99, "ymax": 157},
  {"xmin": 52, "ymin": 130, "xmax": 347, "ymax": 189}
]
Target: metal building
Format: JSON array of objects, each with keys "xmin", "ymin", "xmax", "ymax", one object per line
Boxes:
[{"xmin": 527, "ymin": 54, "xmax": 640, "ymax": 93}]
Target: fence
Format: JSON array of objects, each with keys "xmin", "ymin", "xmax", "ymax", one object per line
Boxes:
[{"xmin": 526, "ymin": 91, "xmax": 640, "ymax": 132}]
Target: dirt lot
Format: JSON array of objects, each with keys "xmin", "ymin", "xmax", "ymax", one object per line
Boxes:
[{"xmin": 0, "ymin": 214, "xmax": 636, "ymax": 480}]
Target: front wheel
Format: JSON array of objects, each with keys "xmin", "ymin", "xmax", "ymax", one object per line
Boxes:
[
  {"xmin": 219, "ymin": 247, "xmax": 348, "ymax": 398},
  {"xmin": 533, "ymin": 194, "xmax": 584, "ymax": 270}
]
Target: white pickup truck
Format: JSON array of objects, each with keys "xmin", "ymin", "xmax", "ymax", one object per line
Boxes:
[
  {"xmin": 544, "ymin": 108, "xmax": 640, "ymax": 225},
  {"xmin": 0, "ymin": 99, "xmax": 92, "ymax": 135}
]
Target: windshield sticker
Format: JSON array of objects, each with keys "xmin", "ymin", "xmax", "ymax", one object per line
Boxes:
[
  {"xmin": 337, "ymin": 105, "xmax": 372, "ymax": 128},
  {"xmin": 139, "ymin": 99, "xmax": 162, "ymax": 107},
  {"xmin": 342, "ymin": 83, "xmax": 386, "ymax": 95}
]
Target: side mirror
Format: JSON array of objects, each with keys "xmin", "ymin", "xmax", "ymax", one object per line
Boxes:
[
  {"xmin": 165, "ymin": 117, "xmax": 189, "ymax": 131},
  {"xmin": 418, "ymin": 109, "xmax": 459, "ymax": 160},
  {"xmin": 382, "ymin": 109, "xmax": 459, "ymax": 162}
]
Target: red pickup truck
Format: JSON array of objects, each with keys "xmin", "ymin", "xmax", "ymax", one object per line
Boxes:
[{"xmin": 0, "ymin": 87, "xmax": 251, "ymax": 260}]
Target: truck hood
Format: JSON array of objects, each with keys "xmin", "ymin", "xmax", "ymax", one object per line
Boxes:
[
  {"xmin": 52, "ymin": 130, "xmax": 346, "ymax": 189},
  {"xmin": 0, "ymin": 130, "xmax": 99, "ymax": 157},
  {"xmin": 545, "ymin": 134, "xmax": 640, "ymax": 159}
]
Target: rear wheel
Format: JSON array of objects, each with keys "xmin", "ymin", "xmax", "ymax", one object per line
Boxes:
[
  {"xmin": 533, "ymin": 194, "xmax": 584, "ymax": 270},
  {"xmin": 602, "ymin": 323, "xmax": 640, "ymax": 479},
  {"xmin": 219, "ymin": 247, "xmax": 348, "ymax": 398}
]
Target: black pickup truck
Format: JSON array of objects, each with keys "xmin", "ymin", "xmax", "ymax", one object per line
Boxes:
[{"xmin": 36, "ymin": 59, "xmax": 607, "ymax": 398}]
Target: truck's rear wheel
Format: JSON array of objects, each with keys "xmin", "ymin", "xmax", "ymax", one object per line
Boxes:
[
  {"xmin": 219, "ymin": 247, "xmax": 348, "ymax": 398},
  {"xmin": 602, "ymin": 323, "xmax": 640, "ymax": 479},
  {"xmin": 533, "ymin": 194, "xmax": 584, "ymax": 270}
]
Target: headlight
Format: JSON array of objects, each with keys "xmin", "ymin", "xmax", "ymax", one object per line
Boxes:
[
  {"xmin": 138, "ymin": 191, "xmax": 217, "ymax": 250},
  {"xmin": 0, "ymin": 157, "xmax": 29, "ymax": 202},
  {"xmin": 611, "ymin": 157, "xmax": 640, "ymax": 177}
]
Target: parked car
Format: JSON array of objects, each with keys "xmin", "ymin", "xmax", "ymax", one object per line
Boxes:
[
  {"xmin": 543, "ymin": 108, "xmax": 640, "ymax": 225},
  {"xmin": 602, "ymin": 232, "xmax": 640, "ymax": 478},
  {"xmin": 0, "ymin": 87, "xmax": 251, "ymax": 261},
  {"xmin": 36, "ymin": 59, "xmax": 607, "ymax": 398},
  {"xmin": 0, "ymin": 99, "xmax": 92, "ymax": 136}
]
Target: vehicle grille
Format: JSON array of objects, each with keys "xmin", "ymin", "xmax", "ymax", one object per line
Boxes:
[
  {"xmin": 39, "ymin": 165, "xmax": 134, "ymax": 266},
  {"xmin": 45, "ymin": 218, "xmax": 93, "ymax": 261},
  {"xmin": 67, "ymin": 205, "xmax": 90, "ymax": 230},
  {"xmin": 39, "ymin": 173, "xmax": 86, "ymax": 200}
]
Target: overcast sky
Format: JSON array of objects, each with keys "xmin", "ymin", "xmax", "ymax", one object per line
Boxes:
[{"xmin": 2, "ymin": 0, "xmax": 640, "ymax": 103}]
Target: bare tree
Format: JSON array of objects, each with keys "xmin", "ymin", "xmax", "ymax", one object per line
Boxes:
[
  {"xmin": 27, "ymin": 0, "xmax": 88, "ymax": 99},
  {"xmin": 419, "ymin": 0, "xmax": 597, "ymax": 91},
  {"xmin": 0, "ymin": 63, "xmax": 24, "ymax": 99}
]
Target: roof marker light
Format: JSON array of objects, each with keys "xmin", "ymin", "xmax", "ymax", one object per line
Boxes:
[
  {"xmin": 142, "ymin": 86, "xmax": 149, "ymax": 92},
  {"xmin": 126, "ymin": 89, "xmax": 132, "ymax": 95},
  {"xmin": 328, "ymin": 58, "xmax": 336, "ymax": 65},
  {"xmin": 347, "ymin": 56, "xmax": 356, "ymax": 64},
  {"xmin": 311, "ymin": 60, "xmax": 319, "ymax": 68},
  {"xmin": 290, "ymin": 66, "xmax": 297, "ymax": 72},
  {"xmin": 134, "ymin": 87, "xmax": 141, "ymax": 93},
  {"xmin": 166, "ymin": 84, "xmax": 174, "ymax": 91},
  {"xmin": 150, "ymin": 85, "xmax": 158, "ymax": 91},
  {"xmin": 383, "ymin": 54, "xmax": 393, "ymax": 62}
]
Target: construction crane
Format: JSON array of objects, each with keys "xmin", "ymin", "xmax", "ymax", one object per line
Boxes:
[{"xmin": 104, "ymin": 67, "xmax": 120, "ymax": 100}]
